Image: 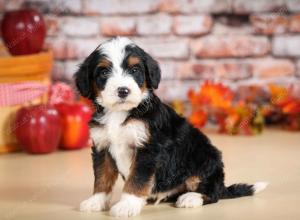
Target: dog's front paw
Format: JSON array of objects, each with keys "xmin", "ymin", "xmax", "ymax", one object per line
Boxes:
[
  {"xmin": 175, "ymin": 192, "xmax": 203, "ymax": 208},
  {"xmin": 109, "ymin": 193, "xmax": 146, "ymax": 217},
  {"xmin": 80, "ymin": 193, "xmax": 109, "ymax": 212}
]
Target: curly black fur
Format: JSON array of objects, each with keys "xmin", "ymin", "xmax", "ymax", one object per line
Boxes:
[{"xmin": 124, "ymin": 92, "xmax": 254, "ymax": 204}]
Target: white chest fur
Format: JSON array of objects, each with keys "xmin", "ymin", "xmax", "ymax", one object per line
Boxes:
[{"xmin": 90, "ymin": 111, "xmax": 148, "ymax": 179}]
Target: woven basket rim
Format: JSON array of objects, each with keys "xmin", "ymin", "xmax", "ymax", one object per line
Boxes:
[
  {"xmin": 0, "ymin": 50, "xmax": 53, "ymax": 64},
  {"xmin": 0, "ymin": 50, "xmax": 53, "ymax": 78}
]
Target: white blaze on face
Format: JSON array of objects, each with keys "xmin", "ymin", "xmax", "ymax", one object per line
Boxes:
[{"xmin": 95, "ymin": 37, "xmax": 148, "ymax": 111}]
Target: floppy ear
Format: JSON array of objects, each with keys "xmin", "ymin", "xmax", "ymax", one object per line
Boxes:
[
  {"xmin": 74, "ymin": 50, "xmax": 100, "ymax": 99},
  {"xmin": 144, "ymin": 52, "xmax": 161, "ymax": 89},
  {"xmin": 74, "ymin": 62, "xmax": 92, "ymax": 98}
]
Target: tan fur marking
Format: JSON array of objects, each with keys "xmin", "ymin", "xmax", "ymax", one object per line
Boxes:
[
  {"xmin": 123, "ymin": 158, "xmax": 154, "ymax": 197},
  {"xmin": 127, "ymin": 55, "xmax": 148, "ymax": 91},
  {"xmin": 128, "ymin": 56, "xmax": 140, "ymax": 67},
  {"xmin": 150, "ymin": 176, "xmax": 201, "ymax": 205},
  {"xmin": 97, "ymin": 58, "xmax": 112, "ymax": 68},
  {"xmin": 185, "ymin": 176, "xmax": 201, "ymax": 191},
  {"xmin": 141, "ymin": 81, "xmax": 148, "ymax": 92},
  {"xmin": 151, "ymin": 184, "xmax": 186, "ymax": 205},
  {"xmin": 94, "ymin": 151, "xmax": 118, "ymax": 194},
  {"xmin": 93, "ymin": 58, "xmax": 111, "ymax": 96}
]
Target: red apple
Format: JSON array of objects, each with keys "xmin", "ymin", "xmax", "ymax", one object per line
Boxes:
[
  {"xmin": 14, "ymin": 105, "xmax": 62, "ymax": 154},
  {"xmin": 55, "ymin": 103, "xmax": 92, "ymax": 150},
  {"xmin": 1, "ymin": 9, "xmax": 46, "ymax": 55}
]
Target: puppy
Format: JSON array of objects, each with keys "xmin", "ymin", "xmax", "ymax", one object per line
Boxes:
[{"xmin": 75, "ymin": 37, "xmax": 267, "ymax": 217}]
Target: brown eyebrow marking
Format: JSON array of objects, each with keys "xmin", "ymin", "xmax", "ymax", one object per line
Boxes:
[
  {"xmin": 128, "ymin": 56, "xmax": 140, "ymax": 66},
  {"xmin": 97, "ymin": 58, "xmax": 112, "ymax": 68}
]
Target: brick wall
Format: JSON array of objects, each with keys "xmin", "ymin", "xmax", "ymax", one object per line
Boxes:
[{"xmin": 1, "ymin": 0, "xmax": 300, "ymax": 101}]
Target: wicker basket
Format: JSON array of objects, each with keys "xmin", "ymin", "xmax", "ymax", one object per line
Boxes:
[{"xmin": 0, "ymin": 51, "xmax": 53, "ymax": 153}]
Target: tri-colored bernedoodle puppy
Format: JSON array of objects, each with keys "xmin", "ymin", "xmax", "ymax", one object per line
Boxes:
[{"xmin": 74, "ymin": 37, "xmax": 267, "ymax": 217}]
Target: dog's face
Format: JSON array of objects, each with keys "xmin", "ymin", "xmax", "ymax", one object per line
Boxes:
[{"xmin": 75, "ymin": 37, "xmax": 161, "ymax": 111}]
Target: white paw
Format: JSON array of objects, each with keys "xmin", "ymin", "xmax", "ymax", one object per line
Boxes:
[
  {"xmin": 110, "ymin": 193, "xmax": 146, "ymax": 217},
  {"xmin": 176, "ymin": 192, "xmax": 203, "ymax": 208},
  {"xmin": 253, "ymin": 181, "xmax": 269, "ymax": 194},
  {"xmin": 79, "ymin": 193, "xmax": 109, "ymax": 212}
]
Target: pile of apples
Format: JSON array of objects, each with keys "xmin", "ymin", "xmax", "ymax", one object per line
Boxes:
[
  {"xmin": 14, "ymin": 83, "xmax": 93, "ymax": 154},
  {"xmin": 1, "ymin": 10, "xmax": 93, "ymax": 154}
]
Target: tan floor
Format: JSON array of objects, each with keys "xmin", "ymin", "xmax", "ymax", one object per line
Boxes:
[{"xmin": 0, "ymin": 129, "xmax": 300, "ymax": 220}]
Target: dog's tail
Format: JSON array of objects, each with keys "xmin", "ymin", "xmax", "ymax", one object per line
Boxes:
[{"xmin": 220, "ymin": 182, "xmax": 268, "ymax": 199}]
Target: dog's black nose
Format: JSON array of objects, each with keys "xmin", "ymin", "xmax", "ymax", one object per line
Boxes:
[{"xmin": 117, "ymin": 87, "xmax": 130, "ymax": 98}]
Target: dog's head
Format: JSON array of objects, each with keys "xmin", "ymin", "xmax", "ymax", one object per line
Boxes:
[{"xmin": 74, "ymin": 37, "xmax": 161, "ymax": 111}]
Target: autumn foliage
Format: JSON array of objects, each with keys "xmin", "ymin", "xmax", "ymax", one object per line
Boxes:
[
  {"xmin": 186, "ymin": 81, "xmax": 300, "ymax": 135},
  {"xmin": 262, "ymin": 85, "xmax": 300, "ymax": 130}
]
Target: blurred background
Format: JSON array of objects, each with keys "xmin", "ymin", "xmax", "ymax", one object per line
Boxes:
[
  {"xmin": 0, "ymin": 0, "xmax": 300, "ymax": 154},
  {"xmin": 2, "ymin": 0, "xmax": 300, "ymax": 100}
]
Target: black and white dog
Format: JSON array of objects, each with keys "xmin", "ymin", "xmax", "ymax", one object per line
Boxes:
[{"xmin": 75, "ymin": 37, "xmax": 267, "ymax": 217}]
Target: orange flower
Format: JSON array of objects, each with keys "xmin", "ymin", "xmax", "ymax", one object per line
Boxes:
[
  {"xmin": 269, "ymin": 84, "xmax": 300, "ymax": 115},
  {"xmin": 189, "ymin": 110, "xmax": 208, "ymax": 129},
  {"xmin": 269, "ymin": 84, "xmax": 289, "ymax": 105},
  {"xmin": 281, "ymin": 99, "xmax": 300, "ymax": 114},
  {"xmin": 188, "ymin": 80, "xmax": 234, "ymax": 110}
]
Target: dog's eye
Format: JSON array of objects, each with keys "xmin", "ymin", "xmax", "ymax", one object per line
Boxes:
[
  {"xmin": 95, "ymin": 67, "xmax": 110, "ymax": 78},
  {"xmin": 101, "ymin": 69, "xmax": 110, "ymax": 77},
  {"xmin": 131, "ymin": 67, "xmax": 140, "ymax": 74}
]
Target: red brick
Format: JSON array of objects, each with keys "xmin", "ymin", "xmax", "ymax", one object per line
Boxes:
[
  {"xmin": 212, "ymin": 14, "xmax": 254, "ymax": 34},
  {"xmin": 251, "ymin": 59, "xmax": 295, "ymax": 78},
  {"xmin": 158, "ymin": 60, "xmax": 177, "ymax": 79},
  {"xmin": 176, "ymin": 59, "xmax": 294, "ymax": 81},
  {"xmin": 66, "ymin": 38, "xmax": 102, "ymax": 59},
  {"xmin": 135, "ymin": 37, "xmax": 189, "ymax": 59},
  {"xmin": 250, "ymin": 14, "xmax": 289, "ymax": 35},
  {"xmin": 176, "ymin": 61, "xmax": 216, "ymax": 79},
  {"xmin": 173, "ymin": 15, "xmax": 213, "ymax": 36},
  {"xmin": 156, "ymin": 80, "xmax": 200, "ymax": 101},
  {"xmin": 63, "ymin": 17, "xmax": 99, "ymax": 37},
  {"xmin": 54, "ymin": 0, "xmax": 82, "ymax": 14},
  {"xmin": 101, "ymin": 17, "xmax": 136, "ymax": 37},
  {"xmin": 273, "ymin": 36, "xmax": 300, "ymax": 57},
  {"xmin": 289, "ymin": 14, "xmax": 300, "ymax": 32},
  {"xmin": 191, "ymin": 36, "xmax": 270, "ymax": 58},
  {"xmin": 176, "ymin": 60, "xmax": 252, "ymax": 80},
  {"xmin": 64, "ymin": 60, "xmax": 83, "ymax": 81},
  {"xmin": 46, "ymin": 37, "xmax": 104, "ymax": 60},
  {"xmin": 45, "ymin": 37, "xmax": 68, "ymax": 60},
  {"xmin": 212, "ymin": 22, "xmax": 253, "ymax": 34},
  {"xmin": 232, "ymin": 0, "xmax": 286, "ymax": 14},
  {"xmin": 82, "ymin": 0, "xmax": 159, "ymax": 15},
  {"xmin": 159, "ymin": 0, "xmax": 231, "ymax": 14},
  {"xmin": 215, "ymin": 61, "xmax": 253, "ymax": 80},
  {"xmin": 45, "ymin": 15, "xmax": 60, "ymax": 36},
  {"xmin": 52, "ymin": 60, "xmax": 84, "ymax": 82},
  {"xmin": 137, "ymin": 14, "xmax": 172, "ymax": 35}
]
